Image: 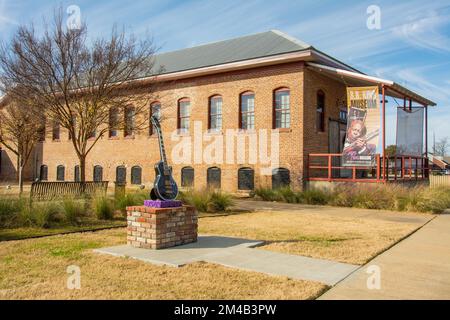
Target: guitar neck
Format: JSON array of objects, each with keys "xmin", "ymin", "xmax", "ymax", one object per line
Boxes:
[{"xmin": 154, "ymin": 121, "xmax": 169, "ymax": 169}]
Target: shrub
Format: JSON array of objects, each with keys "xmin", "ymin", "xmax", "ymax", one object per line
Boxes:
[
  {"xmin": 179, "ymin": 189, "xmax": 234, "ymax": 213},
  {"xmin": 114, "ymin": 191, "xmax": 147, "ymax": 213},
  {"xmin": 92, "ymin": 195, "xmax": 114, "ymax": 220},
  {"xmin": 208, "ymin": 191, "xmax": 234, "ymax": 212},
  {"xmin": 414, "ymin": 187, "xmax": 450, "ymax": 213},
  {"xmin": 21, "ymin": 202, "xmax": 64, "ymax": 229},
  {"xmin": 255, "ymin": 188, "xmax": 280, "ymax": 202},
  {"xmin": 299, "ymin": 188, "xmax": 330, "ymax": 205},
  {"xmin": 62, "ymin": 198, "xmax": 85, "ymax": 225},
  {"xmin": 0, "ymin": 197, "xmax": 26, "ymax": 228}
]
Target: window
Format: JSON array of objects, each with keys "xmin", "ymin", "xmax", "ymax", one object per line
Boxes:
[
  {"xmin": 316, "ymin": 90, "xmax": 325, "ymax": 132},
  {"xmin": 208, "ymin": 96, "xmax": 222, "ymax": 130},
  {"xmin": 52, "ymin": 120, "xmax": 60, "ymax": 140},
  {"xmin": 116, "ymin": 166, "xmax": 127, "ymax": 185},
  {"xmin": 149, "ymin": 103, "xmax": 161, "ymax": 136},
  {"xmin": 238, "ymin": 167, "xmax": 254, "ymax": 190},
  {"xmin": 93, "ymin": 165, "xmax": 103, "ymax": 182},
  {"xmin": 240, "ymin": 92, "xmax": 255, "ymax": 130},
  {"xmin": 207, "ymin": 167, "xmax": 221, "ymax": 189},
  {"xmin": 39, "ymin": 165, "xmax": 48, "ymax": 181},
  {"xmin": 272, "ymin": 168, "xmax": 290, "ymax": 189},
  {"xmin": 181, "ymin": 166, "xmax": 194, "ymax": 187},
  {"xmin": 124, "ymin": 106, "xmax": 135, "ymax": 137},
  {"xmin": 74, "ymin": 165, "xmax": 80, "ymax": 182},
  {"xmin": 339, "ymin": 109, "xmax": 348, "ymax": 123},
  {"xmin": 56, "ymin": 165, "xmax": 65, "ymax": 181},
  {"xmin": 177, "ymin": 98, "xmax": 190, "ymax": 132},
  {"xmin": 274, "ymin": 88, "xmax": 290, "ymax": 129},
  {"xmin": 109, "ymin": 107, "xmax": 119, "ymax": 137},
  {"xmin": 131, "ymin": 166, "xmax": 142, "ymax": 185}
]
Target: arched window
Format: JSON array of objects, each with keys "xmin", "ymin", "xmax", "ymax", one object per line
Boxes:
[
  {"xmin": 177, "ymin": 98, "xmax": 190, "ymax": 132},
  {"xmin": 238, "ymin": 167, "xmax": 254, "ymax": 190},
  {"xmin": 131, "ymin": 166, "xmax": 142, "ymax": 185},
  {"xmin": 116, "ymin": 166, "xmax": 127, "ymax": 185},
  {"xmin": 124, "ymin": 106, "xmax": 135, "ymax": 137},
  {"xmin": 207, "ymin": 167, "xmax": 221, "ymax": 189},
  {"xmin": 39, "ymin": 165, "xmax": 48, "ymax": 181},
  {"xmin": 239, "ymin": 91, "xmax": 255, "ymax": 130},
  {"xmin": 74, "ymin": 165, "xmax": 80, "ymax": 182},
  {"xmin": 149, "ymin": 102, "xmax": 161, "ymax": 136},
  {"xmin": 208, "ymin": 95, "xmax": 222, "ymax": 130},
  {"xmin": 272, "ymin": 168, "xmax": 291, "ymax": 189},
  {"xmin": 181, "ymin": 166, "xmax": 194, "ymax": 187},
  {"xmin": 316, "ymin": 90, "xmax": 325, "ymax": 132},
  {"xmin": 273, "ymin": 88, "xmax": 290, "ymax": 129},
  {"xmin": 109, "ymin": 107, "xmax": 119, "ymax": 138},
  {"xmin": 93, "ymin": 165, "xmax": 103, "ymax": 182},
  {"xmin": 56, "ymin": 165, "xmax": 65, "ymax": 181}
]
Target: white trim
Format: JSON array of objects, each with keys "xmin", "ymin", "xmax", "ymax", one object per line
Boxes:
[{"xmin": 307, "ymin": 62, "xmax": 394, "ymax": 85}]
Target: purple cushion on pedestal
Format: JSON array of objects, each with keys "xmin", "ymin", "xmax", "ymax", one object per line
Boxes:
[{"xmin": 143, "ymin": 200, "xmax": 183, "ymax": 208}]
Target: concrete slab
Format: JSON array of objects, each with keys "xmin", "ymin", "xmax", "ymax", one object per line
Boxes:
[
  {"xmin": 319, "ymin": 215, "xmax": 450, "ymax": 299},
  {"xmin": 94, "ymin": 235, "xmax": 359, "ymax": 285}
]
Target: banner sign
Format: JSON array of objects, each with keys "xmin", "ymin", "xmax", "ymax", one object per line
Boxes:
[{"xmin": 343, "ymin": 86, "xmax": 380, "ymax": 167}]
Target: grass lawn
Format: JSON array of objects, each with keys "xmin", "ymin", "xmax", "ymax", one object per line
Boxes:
[
  {"xmin": 199, "ymin": 210, "xmax": 431, "ymax": 265},
  {"xmin": 0, "ymin": 228, "xmax": 326, "ymax": 300}
]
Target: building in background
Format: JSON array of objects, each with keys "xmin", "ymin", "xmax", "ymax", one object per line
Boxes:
[{"xmin": 0, "ymin": 30, "xmax": 436, "ymax": 191}]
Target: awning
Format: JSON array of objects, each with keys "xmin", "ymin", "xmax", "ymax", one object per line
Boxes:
[{"xmin": 307, "ymin": 62, "xmax": 436, "ymax": 107}]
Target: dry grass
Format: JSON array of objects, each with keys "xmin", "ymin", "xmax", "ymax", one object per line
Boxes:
[
  {"xmin": 199, "ymin": 211, "xmax": 428, "ymax": 265},
  {"xmin": 0, "ymin": 228, "xmax": 326, "ymax": 300}
]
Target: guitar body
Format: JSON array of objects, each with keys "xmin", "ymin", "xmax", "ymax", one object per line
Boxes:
[{"xmin": 151, "ymin": 161, "xmax": 179, "ymax": 201}]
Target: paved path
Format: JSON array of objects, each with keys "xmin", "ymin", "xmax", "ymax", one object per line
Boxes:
[
  {"xmin": 319, "ymin": 214, "xmax": 450, "ymax": 299},
  {"xmin": 232, "ymin": 199, "xmax": 432, "ymax": 224},
  {"xmin": 95, "ymin": 235, "xmax": 359, "ymax": 286}
]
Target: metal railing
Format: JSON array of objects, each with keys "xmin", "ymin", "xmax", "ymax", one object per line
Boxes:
[
  {"xmin": 30, "ymin": 181, "xmax": 109, "ymax": 201},
  {"xmin": 307, "ymin": 154, "xmax": 429, "ymax": 183}
]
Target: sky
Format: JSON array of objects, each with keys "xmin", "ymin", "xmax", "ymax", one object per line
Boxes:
[{"xmin": 0, "ymin": 0, "xmax": 449, "ymax": 148}]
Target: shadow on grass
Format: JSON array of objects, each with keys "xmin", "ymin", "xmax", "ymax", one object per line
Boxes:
[{"xmin": 0, "ymin": 220, "xmax": 126, "ymax": 242}]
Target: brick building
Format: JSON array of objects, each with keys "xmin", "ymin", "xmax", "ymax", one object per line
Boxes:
[{"xmin": 0, "ymin": 30, "xmax": 436, "ymax": 191}]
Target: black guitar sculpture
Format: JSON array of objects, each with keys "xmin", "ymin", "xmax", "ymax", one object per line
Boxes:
[{"xmin": 149, "ymin": 115, "xmax": 179, "ymax": 201}]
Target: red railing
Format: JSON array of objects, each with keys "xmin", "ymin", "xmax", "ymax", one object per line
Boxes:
[{"xmin": 307, "ymin": 153, "xmax": 429, "ymax": 183}]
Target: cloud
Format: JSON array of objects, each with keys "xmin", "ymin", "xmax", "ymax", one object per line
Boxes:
[{"xmin": 392, "ymin": 10, "xmax": 450, "ymax": 53}]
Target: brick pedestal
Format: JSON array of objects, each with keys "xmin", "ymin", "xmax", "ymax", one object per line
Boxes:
[{"xmin": 126, "ymin": 205, "xmax": 198, "ymax": 249}]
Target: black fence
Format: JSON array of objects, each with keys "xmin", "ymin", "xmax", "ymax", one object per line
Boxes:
[{"xmin": 30, "ymin": 181, "xmax": 109, "ymax": 202}]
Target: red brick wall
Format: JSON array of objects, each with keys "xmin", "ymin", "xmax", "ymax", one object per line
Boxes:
[{"xmin": 0, "ymin": 62, "xmax": 348, "ymax": 192}]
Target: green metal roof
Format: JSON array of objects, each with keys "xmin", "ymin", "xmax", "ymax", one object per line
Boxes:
[{"xmin": 153, "ymin": 30, "xmax": 312, "ymax": 75}]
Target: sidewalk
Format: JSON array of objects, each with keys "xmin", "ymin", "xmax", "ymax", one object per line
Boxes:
[
  {"xmin": 95, "ymin": 235, "xmax": 359, "ymax": 286},
  {"xmin": 319, "ymin": 214, "xmax": 450, "ymax": 299}
]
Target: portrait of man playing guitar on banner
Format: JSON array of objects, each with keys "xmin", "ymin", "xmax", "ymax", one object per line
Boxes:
[
  {"xmin": 343, "ymin": 108, "xmax": 379, "ymax": 166},
  {"xmin": 343, "ymin": 87, "xmax": 380, "ymax": 167}
]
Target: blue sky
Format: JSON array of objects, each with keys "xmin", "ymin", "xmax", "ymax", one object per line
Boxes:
[{"xmin": 1, "ymin": 0, "xmax": 449, "ymax": 147}]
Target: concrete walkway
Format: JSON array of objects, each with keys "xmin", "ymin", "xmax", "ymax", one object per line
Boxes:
[
  {"xmin": 95, "ymin": 235, "xmax": 359, "ymax": 286},
  {"xmin": 319, "ymin": 214, "xmax": 450, "ymax": 299}
]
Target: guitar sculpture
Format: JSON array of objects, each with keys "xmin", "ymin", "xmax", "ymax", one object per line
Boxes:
[{"xmin": 149, "ymin": 116, "xmax": 179, "ymax": 201}]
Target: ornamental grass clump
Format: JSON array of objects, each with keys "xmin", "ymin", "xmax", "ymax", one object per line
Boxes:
[{"xmin": 178, "ymin": 189, "xmax": 234, "ymax": 213}]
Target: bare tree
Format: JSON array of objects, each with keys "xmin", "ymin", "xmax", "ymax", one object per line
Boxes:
[
  {"xmin": 0, "ymin": 8, "xmax": 160, "ymax": 182},
  {"xmin": 0, "ymin": 97, "xmax": 45, "ymax": 194},
  {"xmin": 434, "ymin": 137, "xmax": 449, "ymax": 157}
]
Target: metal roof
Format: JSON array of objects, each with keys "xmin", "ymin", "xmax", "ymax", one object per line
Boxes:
[{"xmin": 153, "ymin": 30, "xmax": 312, "ymax": 75}]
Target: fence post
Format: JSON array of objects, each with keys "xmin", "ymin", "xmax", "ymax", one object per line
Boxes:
[{"xmin": 328, "ymin": 155, "xmax": 332, "ymax": 182}]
